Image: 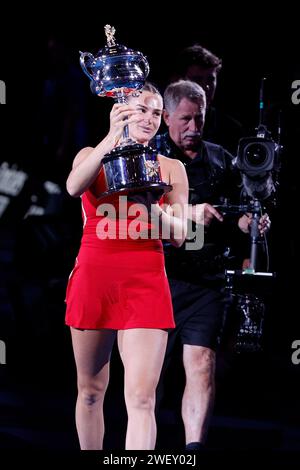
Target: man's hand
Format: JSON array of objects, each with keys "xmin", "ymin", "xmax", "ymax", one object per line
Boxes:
[
  {"xmin": 238, "ymin": 213, "xmax": 271, "ymax": 235},
  {"xmin": 191, "ymin": 203, "xmax": 223, "ymax": 226}
]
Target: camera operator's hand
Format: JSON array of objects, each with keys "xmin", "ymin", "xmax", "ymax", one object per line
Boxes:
[
  {"xmin": 191, "ymin": 203, "xmax": 223, "ymax": 226},
  {"xmin": 238, "ymin": 213, "xmax": 271, "ymax": 235}
]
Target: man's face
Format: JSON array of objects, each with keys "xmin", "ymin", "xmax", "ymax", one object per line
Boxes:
[
  {"xmin": 164, "ymin": 97, "xmax": 206, "ymax": 152},
  {"xmin": 184, "ymin": 65, "xmax": 218, "ymax": 107}
]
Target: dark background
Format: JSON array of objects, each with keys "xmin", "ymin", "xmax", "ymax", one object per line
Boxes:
[{"xmin": 0, "ymin": 7, "xmax": 299, "ymax": 454}]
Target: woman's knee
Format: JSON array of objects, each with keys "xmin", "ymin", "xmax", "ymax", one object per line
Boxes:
[
  {"xmin": 125, "ymin": 386, "xmax": 156, "ymax": 411},
  {"xmin": 77, "ymin": 377, "xmax": 108, "ymax": 407}
]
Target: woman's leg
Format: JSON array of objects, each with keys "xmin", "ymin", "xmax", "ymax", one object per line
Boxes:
[
  {"xmin": 118, "ymin": 328, "xmax": 168, "ymax": 450},
  {"xmin": 70, "ymin": 328, "xmax": 117, "ymax": 450}
]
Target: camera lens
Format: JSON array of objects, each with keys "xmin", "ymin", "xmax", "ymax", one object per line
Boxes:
[{"xmin": 245, "ymin": 144, "xmax": 268, "ymax": 167}]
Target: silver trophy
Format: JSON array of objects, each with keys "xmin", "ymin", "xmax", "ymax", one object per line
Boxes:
[{"xmin": 79, "ymin": 25, "xmax": 172, "ymax": 198}]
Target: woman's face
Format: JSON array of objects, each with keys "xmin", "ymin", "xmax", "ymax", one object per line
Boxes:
[{"xmin": 128, "ymin": 90, "xmax": 163, "ymax": 144}]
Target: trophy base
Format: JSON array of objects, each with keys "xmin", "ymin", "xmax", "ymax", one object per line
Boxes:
[
  {"xmin": 99, "ymin": 143, "xmax": 173, "ymax": 199},
  {"xmin": 97, "ymin": 182, "xmax": 172, "ymax": 199}
]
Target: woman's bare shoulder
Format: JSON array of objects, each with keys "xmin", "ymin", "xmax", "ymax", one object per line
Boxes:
[{"xmin": 158, "ymin": 154, "xmax": 185, "ymax": 172}]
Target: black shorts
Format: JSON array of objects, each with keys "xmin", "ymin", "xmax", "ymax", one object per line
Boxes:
[{"xmin": 168, "ymin": 278, "xmax": 225, "ymax": 351}]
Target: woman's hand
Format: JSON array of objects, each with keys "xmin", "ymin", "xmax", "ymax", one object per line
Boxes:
[{"xmin": 107, "ymin": 103, "xmax": 142, "ymax": 146}]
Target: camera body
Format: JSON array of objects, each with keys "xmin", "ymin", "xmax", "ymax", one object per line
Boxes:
[
  {"xmin": 236, "ymin": 137, "xmax": 280, "ymax": 177},
  {"xmin": 234, "ymin": 125, "xmax": 281, "ymax": 200}
]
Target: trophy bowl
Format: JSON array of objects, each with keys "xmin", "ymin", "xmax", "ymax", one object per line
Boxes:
[{"xmin": 79, "ymin": 25, "xmax": 172, "ymax": 198}]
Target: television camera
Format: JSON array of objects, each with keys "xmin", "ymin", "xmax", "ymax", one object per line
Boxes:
[{"xmin": 216, "ymin": 79, "xmax": 281, "ymax": 352}]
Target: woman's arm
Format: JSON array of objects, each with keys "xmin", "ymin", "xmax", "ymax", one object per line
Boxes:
[
  {"xmin": 66, "ymin": 137, "xmax": 114, "ymax": 197},
  {"xmin": 66, "ymin": 103, "xmax": 140, "ymax": 197},
  {"xmin": 157, "ymin": 159, "xmax": 189, "ymax": 247}
]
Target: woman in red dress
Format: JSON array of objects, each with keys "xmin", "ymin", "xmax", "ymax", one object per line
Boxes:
[{"xmin": 65, "ymin": 83, "xmax": 188, "ymax": 449}]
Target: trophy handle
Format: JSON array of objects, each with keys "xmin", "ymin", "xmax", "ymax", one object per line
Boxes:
[
  {"xmin": 140, "ymin": 54, "xmax": 150, "ymax": 80},
  {"xmin": 79, "ymin": 51, "xmax": 95, "ymax": 81}
]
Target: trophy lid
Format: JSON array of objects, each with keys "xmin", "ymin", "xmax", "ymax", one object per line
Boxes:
[{"xmin": 95, "ymin": 25, "xmax": 144, "ymax": 61}]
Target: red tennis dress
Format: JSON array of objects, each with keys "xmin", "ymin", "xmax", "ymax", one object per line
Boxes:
[{"xmin": 65, "ymin": 169, "xmax": 174, "ymax": 330}]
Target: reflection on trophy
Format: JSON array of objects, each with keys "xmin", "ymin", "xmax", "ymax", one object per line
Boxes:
[{"xmin": 79, "ymin": 25, "xmax": 172, "ymax": 198}]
